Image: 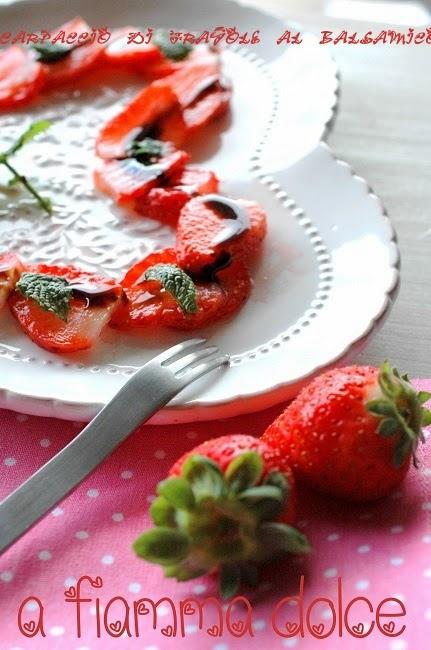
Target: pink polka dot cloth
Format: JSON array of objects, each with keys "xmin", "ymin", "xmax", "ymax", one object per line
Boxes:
[{"xmin": 0, "ymin": 380, "xmax": 430, "ymax": 650}]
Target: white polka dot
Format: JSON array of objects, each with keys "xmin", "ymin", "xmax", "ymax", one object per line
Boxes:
[
  {"xmin": 128, "ymin": 582, "xmax": 141, "ymax": 594},
  {"xmin": 64, "ymin": 577, "xmax": 76, "ymax": 588},
  {"xmin": 358, "ymin": 545, "xmax": 371, "ymax": 554},
  {"xmin": 112, "ymin": 513, "xmax": 124, "ymax": 522},
  {"xmin": 51, "ymin": 507, "xmax": 64, "ymax": 517},
  {"xmin": 49, "ymin": 626, "xmax": 65, "ymax": 637},
  {"xmin": 425, "ymin": 608, "xmax": 431, "ymax": 620},
  {"xmin": 356, "ymin": 580, "xmax": 370, "ymax": 590},
  {"xmin": 422, "ymin": 502, "xmax": 431, "ymax": 511},
  {"xmin": 423, "ymin": 568, "xmax": 431, "ymax": 578},
  {"xmin": 4, "ymin": 457, "xmax": 16, "ymax": 467},
  {"xmin": 390, "ymin": 557, "xmax": 404, "ymax": 566},
  {"xmin": 101, "ymin": 555, "xmax": 114, "ymax": 565},
  {"xmin": 25, "ymin": 600, "xmax": 38, "ymax": 612},
  {"xmin": 186, "ymin": 431, "xmax": 197, "ymax": 439},
  {"xmin": 192, "ymin": 584, "xmax": 206, "ymax": 594},
  {"xmin": 75, "ymin": 530, "xmax": 89, "ymax": 540},
  {"xmin": 154, "ymin": 449, "xmax": 166, "ymax": 460},
  {"xmin": 323, "ymin": 567, "xmax": 337, "ymax": 578},
  {"xmin": 157, "ymin": 605, "xmax": 170, "ymax": 617},
  {"xmin": 327, "ymin": 533, "xmax": 339, "ymax": 542},
  {"xmin": 0, "ymin": 570, "xmax": 13, "ymax": 582},
  {"xmin": 143, "ymin": 646, "xmax": 159, "ymax": 650},
  {"xmin": 253, "ymin": 619, "xmax": 266, "ymax": 631},
  {"xmin": 390, "ymin": 641, "xmax": 407, "ymax": 650},
  {"xmin": 185, "ymin": 624, "xmax": 198, "ymax": 633},
  {"xmin": 38, "ymin": 550, "xmax": 51, "ymax": 561},
  {"xmin": 283, "ymin": 640, "xmax": 298, "ymax": 648},
  {"xmin": 39, "ymin": 438, "xmax": 51, "ymax": 448},
  {"xmin": 86, "ymin": 489, "xmax": 99, "ymax": 498},
  {"xmin": 422, "ymin": 535, "xmax": 431, "ymax": 544},
  {"xmin": 121, "ymin": 470, "xmax": 133, "ymax": 480},
  {"xmin": 390, "ymin": 525, "xmax": 404, "ymax": 534},
  {"xmin": 393, "ymin": 594, "xmax": 405, "ymax": 602},
  {"xmin": 322, "ymin": 608, "xmax": 333, "ymax": 620},
  {"xmin": 16, "ymin": 413, "xmax": 28, "ymax": 422},
  {"xmin": 422, "ymin": 468, "xmax": 431, "ymax": 477},
  {"xmin": 77, "ymin": 646, "xmax": 90, "ymax": 650},
  {"xmin": 213, "ymin": 645, "xmax": 229, "ymax": 650}
]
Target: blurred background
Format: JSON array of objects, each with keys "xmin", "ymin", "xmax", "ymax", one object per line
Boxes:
[
  {"xmin": 245, "ymin": 0, "xmax": 431, "ymax": 375},
  {"xmin": 247, "ymin": 0, "xmax": 430, "ymax": 24}
]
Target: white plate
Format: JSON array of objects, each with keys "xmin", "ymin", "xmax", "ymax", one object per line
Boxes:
[{"xmin": 0, "ymin": 0, "xmax": 399, "ymax": 422}]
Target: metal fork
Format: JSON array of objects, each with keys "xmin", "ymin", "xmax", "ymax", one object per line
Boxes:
[{"xmin": 0, "ymin": 339, "xmax": 228, "ymax": 555}]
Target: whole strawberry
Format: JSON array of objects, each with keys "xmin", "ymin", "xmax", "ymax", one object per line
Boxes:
[
  {"xmin": 262, "ymin": 362, "xmax": 431, "ymax": 501},
  {"xmin": 133, "ymin": 434, "xmax": 310, "ymax": 598}
]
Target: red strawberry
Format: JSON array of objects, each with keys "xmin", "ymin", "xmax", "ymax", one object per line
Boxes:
[
  {"xmin": 134, "ymin": 167, "xmax": 219, "ymax": 225},
  {"xmin": 262, "ymin": 363, "xmax": 431, "ymax": 502},
  {"xmin": 159, "ymin": 81, "xmax": 231, "ymax": 146},
  {"xmin": 142, "ymin": 44, "xmax": 219, "ymax": 80},
  {"xmin": 110, "ymin": 248, "xmax": 251, "ymax": 330},
  {"xmin": 41, "ymin": 17, "xmax": 105, "ymax": 89},
  {"xmin": 93, "ymin": 144, "xmax": 190, "ymax": 204},
  {"xmin": 0, "ymin": 46, "xmax": 45, "ymax": 110},
  {"xmin": 102, "ymin": 27, "xmax": 162, "ymax": 70},
  {"xmin": 176, "ymin": 196, "xmax": 267, "ymax": 274},
  {"xmin": 133, "ymin": 434, "xmax": 310, "ymax": 598},
  {"xmin": 9, "ymin": 264, "xmax": 122, "ymax": 353},
  {"xmin": 95, "ymin": 83, "xmax": 177, "ymax": 160},
  {"xmin": 0, "ymin": 252, "xmax": 23, "ymax": 310}
]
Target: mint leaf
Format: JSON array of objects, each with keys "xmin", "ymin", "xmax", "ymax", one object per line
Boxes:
[
  {"xmin": 140, "ymin": 263, "xmax": 198, "ymax": 314},
  {"xmin": 16, "ymin": 272, "xmax": 73, "ymax": 321},
  {"xmin": 31, "ymin": 42, "xmax": 72, "ymax": 63},
  {"xmin": 129, "ymin": 137, "xmax": 164, "ymax": 165},
  {"xmin": 153, "ymin": 29, "xmax": 193, "ymax": 61}
]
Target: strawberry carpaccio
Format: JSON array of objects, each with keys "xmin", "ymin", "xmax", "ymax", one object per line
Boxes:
[{"xmin": 0, "ymin": 17, "xmax": 267, "ymax": 352}]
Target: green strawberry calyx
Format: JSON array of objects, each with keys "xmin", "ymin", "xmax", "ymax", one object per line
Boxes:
[
  {"xmin": 366, "ymin": 361, "xmax": 431, "ymax": 467},
  {"xmin": 133, "ymin": 451, "xmax": 311, "ymax": 599}
]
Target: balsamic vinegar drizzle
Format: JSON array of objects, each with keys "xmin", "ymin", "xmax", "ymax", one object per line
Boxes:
[{"xmin": 202, "ymin": 194, "xmax": 250, "ymax": 246}]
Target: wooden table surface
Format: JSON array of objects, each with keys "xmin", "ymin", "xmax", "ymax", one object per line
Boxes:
[{"xmin": 244, "ymin": 1, "xmax": 431, "ymax": 375}]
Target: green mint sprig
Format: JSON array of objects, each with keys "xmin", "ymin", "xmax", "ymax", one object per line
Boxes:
[
  {"xmin": 16, "ymin": 272, "xmax": 73, "ymax": 321},
  {"xmin": 129, "ymin": 137, "xmax": 164, "ymax": 165},
  {"xmin": 30, "ymin": 42, "xmax": 72, "ymax": 63},
  {"xmin": 153, "ymin": 29, "xmax": 193, "ymax": 61},
  {"xmin": 139, "ymin": 263, "xmax": 198, "ymax": 314},
  {"xmin": 0, "ymin": 121, "xmax": 52, "ymax": 214}
]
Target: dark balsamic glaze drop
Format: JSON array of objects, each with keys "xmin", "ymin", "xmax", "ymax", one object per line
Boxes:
[
  {"xmin": 68, "ymin": 283, "xmax": 120, "ymax": 307},
  {"xmin": 202, "ymin": 194, "xmax": 251, "ymax": 246}
]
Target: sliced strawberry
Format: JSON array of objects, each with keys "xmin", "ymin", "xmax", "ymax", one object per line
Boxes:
[
  {"xmin": 9, "ymin": 264, "xmax": 122, "ymax": 353},
  {"xmin": 94, "ymin": 146, "xmax": 190, "ymax": 204},
  {"xmin": 159, "ymin": 82, "xmax": 231, "ymax": 146},
  {"xmin": 0, "ymin": 252, "xmax": 23, "ymax": 310},
  {"xmin": 95, "ymin": 84, "xmax": 178, "ymax": 160},
  {"xmin": 134, "ymin": 167, "xmax": 219, "ymax": 225},
  {"xmin": 41, "ymin": 17, "xmax": 104, "ymax": 89},
  {"xmin": 155, "ymin": 60, "xmax": 221, "ymax": 109},
  {"xmin": 143, "ymin": 45, "xmax": 219, "ymax": 80},
  {"xmin": 102, "ymin": 27, "xmax": 162, "ymax": 70},
  {"xmin": 162, "ymin": 258, "xmax": 251, "ymax": 330},
  {"xmin": 111, "ymin": 248, "xmax": 251, "ymax": 330},
  {"xmin": 176, "ymin": 196, "xmax": 267, "ymax": 274},
  {"xmin": 0, "ymin": 46, "xmax": 45, "ymax": 110}
]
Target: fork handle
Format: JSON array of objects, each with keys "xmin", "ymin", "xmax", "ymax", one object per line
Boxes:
[{"xmin": 0, "ymin": 361, "xmax": 181, "ymax": 555}]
